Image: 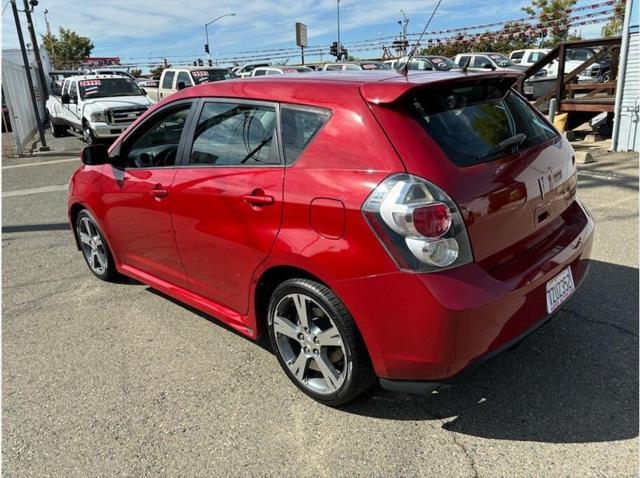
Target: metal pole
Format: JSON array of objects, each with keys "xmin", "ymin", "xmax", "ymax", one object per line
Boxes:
[
  {"xmin": 611, "ymin": 0, "xmax": 633, "ymax": 151},
  {"xmin": 337, "ymin": 0, "xmax": 341, "ymax": 61},
  {"xmin": 11, "ymin": 0, "xmax": 48, "ymax": 151},
  {"xmin": 23, "ymin": 0, "xmax": 49, "ymax": 103},
  {"xmin": 301, "ymin": 46, "xmax": 305, "ymax": 65},
  {"xmin": 205, "ymin": 24, "xmax": 211, "ymax": 63}
]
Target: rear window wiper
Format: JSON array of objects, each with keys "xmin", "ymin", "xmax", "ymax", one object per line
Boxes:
[{"xmin": 477, "ymin": 133, "xmax": 527, "ymax": 161}]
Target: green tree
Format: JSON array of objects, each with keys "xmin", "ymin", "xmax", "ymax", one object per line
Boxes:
[
  {"xmin": 149, "ymin": 64, "xmax": 170, "ymax": 78},
  {"xmin": 522, "ymin": 0, "xmax": 578, "ymax": 46},
  {"xmin": 41, "ymin": 27, "xmax": 94, "ymax": 69},
  {"xmin": 602, "ymin": 0, "xmax": 626, "ymax": 37},
  {"xmin": 130, "ymin": 69, "xmax": 142, "ymax": 78}
]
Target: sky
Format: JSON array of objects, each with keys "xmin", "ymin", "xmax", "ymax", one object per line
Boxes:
[{"xmin": 1, "ymin": 0, "xmax": 609, "ymax": 69}]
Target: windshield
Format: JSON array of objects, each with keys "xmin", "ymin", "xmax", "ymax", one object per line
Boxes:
[
  {"xmin": 359, "ymin": 62, "xmax": 390, "ymax": 70},
  {"xmin": 426, "ymin": 56, "xmax": 457, "ymax": 71},
  {"xmin": 79, "ymin": 78, "xmax": 142, "ymax": 99},
  {"xmin": 190, "ymin": 69, "xmax": 236, "ymax": 85},
  {"xmin": 411, "ymin": 80, "xmax": 557, "ymax": 166},
  {"xmin": 488, "ymin": 53, "xmax": 514, "ymax": 68}
]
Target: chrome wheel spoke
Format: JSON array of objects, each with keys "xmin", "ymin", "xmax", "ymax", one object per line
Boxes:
[
  {"xmin": 314, "ymin": 353, "xmax": 342, "ymax": 392},
  {"xmin": 316, "ymin": 326, "xmax": 342, "ymax": 347},
  {"xmin": 93, "ymin": 236, "xmax": 103, "ymax": 247},
  {"xmin": 289, "ymin": 351, "xmax": 309, "ymax": 382},
  {"xmin": 79, "ymin": 232, "xmax": 91, "ymax": 245},
  {"xmin": 94, "ymin": 249, "xmax": 107, "ymax": 270},
  {"xmin": 292, "ymin": 294, "xmax": 310, "ymax": 329},
  {"xmin": 273, "ymin": 315, "xmax": 300, "ymax": 340}
]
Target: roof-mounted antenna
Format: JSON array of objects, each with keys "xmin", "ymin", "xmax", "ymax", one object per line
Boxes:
[{"xmin": 397, "ymin": 0, "xmax": 444, "ymax": 77}]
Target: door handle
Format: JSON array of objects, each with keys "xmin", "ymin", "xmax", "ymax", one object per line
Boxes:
[
  {"xmin": 242, "ymin": 191, "xmax": 274, "ymax": 206},
  {"xmin": 150, "ymin": 188, "xmax": 169, "ymax": 199}
]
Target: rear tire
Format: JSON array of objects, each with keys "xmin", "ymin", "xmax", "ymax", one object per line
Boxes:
[
  {"xmin": 267, "ymin": 278, "xmax": 376, "ymax": 406},
  {"xmin": 51, "ymin": 123, "xmax": 66, "ymax": 138}
]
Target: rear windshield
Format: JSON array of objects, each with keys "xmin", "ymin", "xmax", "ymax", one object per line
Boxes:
[
  {"xmin": 412, "ymin": 80, "xmax": 557, "ymax": 166},
  {"xmin": 190, "ymin": 69, "xmax": 236, "ymax": 84}
]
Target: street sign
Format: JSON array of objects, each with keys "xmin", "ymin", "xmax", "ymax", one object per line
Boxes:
[{"xmin": 295, "ymin": 22, "xmax": 308, "ymax": 48}]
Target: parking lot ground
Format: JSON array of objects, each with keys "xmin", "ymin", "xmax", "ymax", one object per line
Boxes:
[{"xmin": 2, "ymin": 150, "xmax": 638, "ymax": 477}]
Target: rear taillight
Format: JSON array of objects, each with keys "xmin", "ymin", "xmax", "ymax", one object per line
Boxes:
[{"xmin": 363, "ymin": 174, "xmax": 473, "ymax": 272}]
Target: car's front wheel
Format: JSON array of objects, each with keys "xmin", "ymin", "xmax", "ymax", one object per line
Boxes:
[
  {"xmin": 267, "ymin": 278, "xmax": 375, "ymax": 406},
  {"xmin": 82, "ymin": 121, "xmax": 96, "ymax": 145},
  {"xmin": 76, "ymin": 210, "xmax": 118, "ymax": 281}
]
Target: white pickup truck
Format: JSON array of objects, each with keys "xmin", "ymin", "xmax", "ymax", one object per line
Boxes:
[{"xmin": 46, "ymin": 75, "xmax": 152, "ymax": 144}]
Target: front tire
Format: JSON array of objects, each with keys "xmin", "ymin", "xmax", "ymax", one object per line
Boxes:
[
  {"xmin": 267, "ymin": 278, "xmax": 375, "ymax": 406},
  {"xmin": 82, "ymin": 121, "xmax": 96, "ymax": 145},
  {"xmin": 76, "ymin": 210, "xmax": 118, "ymax": 281}
]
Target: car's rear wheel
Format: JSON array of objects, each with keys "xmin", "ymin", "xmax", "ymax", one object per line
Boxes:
[
  {"xmin": 76, "ymin": 210, "xmax": 118, "ymax": 281},
  {"xmin": 51, "ymin": 122, "xmax": 66, "ymax": 137},
  {"xmin": 267, "ymin": 278, "xmax": 375, "ymax": 406}
]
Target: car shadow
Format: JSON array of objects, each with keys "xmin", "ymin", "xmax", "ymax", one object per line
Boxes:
[{"xmin": 340, "ymin": 259, "xmax": 638, "ymax": 444}]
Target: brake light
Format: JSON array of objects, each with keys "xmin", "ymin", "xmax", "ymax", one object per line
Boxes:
[
  {"xmin": 412, "ymin": 203, "xmax": 451, "ymax": 238},
  {"xmin": 363, "ymin": 174, "xmax": 473, "ymax": 272}
]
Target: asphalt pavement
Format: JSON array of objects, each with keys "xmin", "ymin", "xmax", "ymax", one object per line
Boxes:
[{"xmin": 2, "ymin": 146, "xmax": 638, "ymax": 477}]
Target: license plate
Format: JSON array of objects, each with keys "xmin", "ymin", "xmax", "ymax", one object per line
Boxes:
[{"xmin": 546, "ymin": 267, "xmax": 575, "ymax": 313}]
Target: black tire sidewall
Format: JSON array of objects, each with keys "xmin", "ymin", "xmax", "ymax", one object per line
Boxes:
[
  {"xmin": 76, "ymin": 210, "xmax": 117, "ymax": 281},
  {"xmin": 83, "ymin": 122, "xmax": 95, "ymax": 145},
  {"xmin": 267, "ymin": 279, "xmax": 368, "ymax": 406}
]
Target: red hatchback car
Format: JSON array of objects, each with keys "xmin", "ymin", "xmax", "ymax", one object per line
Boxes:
[{"xmin": 68, "ymin": 71, "xmax": 594, "ymax": 405}]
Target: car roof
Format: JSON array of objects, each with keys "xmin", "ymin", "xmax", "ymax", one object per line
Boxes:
[
  {"xmin": 167, "ymin": 70, "xmax": 521, "ymax": 106},
  {"xmin": 63, "ymin": 75, "xmax": 135, "ymax": 81}
]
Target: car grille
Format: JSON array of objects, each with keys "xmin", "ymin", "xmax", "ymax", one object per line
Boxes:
[{"xmin": 105, "ymin": 107, "xmax": 147, "ymax": 125}]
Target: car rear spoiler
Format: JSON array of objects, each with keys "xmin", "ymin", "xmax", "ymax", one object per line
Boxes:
[{"xmin": 360, "ymin": 71, "xmax": 523, "ymax": 105}]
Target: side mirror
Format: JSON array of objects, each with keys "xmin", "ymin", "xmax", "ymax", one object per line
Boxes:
[
  {"xmin": 81, "ymin": 144, "xmax": 110, "ymax": 166},
  {"xmin": 140, "ymin": 87, "xmax": 147, "ymax": 95},
  {"xmin": 61, "ymin": 93, "xmax": 70, "ymax": 104},
  {"xmin": 176, "ymin": 81, "xmax": 186, "ymax": 90}
]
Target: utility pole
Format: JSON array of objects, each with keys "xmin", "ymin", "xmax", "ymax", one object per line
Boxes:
[
  {"xmin": 11, "ymin": 0, "xmax": 48, "ymax": 151},
  {"xmin": 337, "ymin": 0, "xmax": 341, "ymax": 61},
  {"xmin": 43, "ymin": 8, "xmax": 56, "ymax": 69},
  {"xmin": 23, "ymin": 0, "xmax": 49, "ymax": 102},
  {"xmin": 399, "ymin": 10, "xmax": 409, "ymax": 56}
]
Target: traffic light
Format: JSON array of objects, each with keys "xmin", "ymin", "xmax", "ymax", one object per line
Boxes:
[
  {"xmin": 204, "ymin": 44, "xmax": 210, "ymax": 54},
  {"xmin": 208, "ymin": 59, "xmax": 213, "ymax": 66},
  {"xmin": 330, "ymin": 42, "xmax": 338, "ymax": 57},
  {"xmin": 197, "ymin": 58, "xmax": 204, "ymax": 66}
]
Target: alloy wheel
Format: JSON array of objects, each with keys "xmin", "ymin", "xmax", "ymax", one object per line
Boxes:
[
  {"xmin": 78, "ymin": 216, "xmax": 108, "ymax": 275},
  {"xmin": 272, "ymin": 293, "xmax": 347, "ymax": 395}
]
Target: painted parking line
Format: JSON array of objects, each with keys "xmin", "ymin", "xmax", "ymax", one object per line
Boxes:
[
  {"xmin": 2, "ymin": 158, "xmax": 78, "ymax": 169},
  {"xmin": 2, "ymin": 184, "xmax": 68, "ymax": 198}
]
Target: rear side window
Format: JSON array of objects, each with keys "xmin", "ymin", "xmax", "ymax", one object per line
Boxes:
[
  {"xmin": 162, "ymin": 71, "xmax": 175, "ymax": 89},
  {"xmin": 510, "ymin": 51, "xmax": 524, "ymax": 63},
  {"xmin": 280, "ymin": 107, "xmax": 330, "ymax": 164},
  {"xmin": 189, "ymin": 102, "xmax": 279, "ymax": 166},
  {"xmin": 177, "ymin": 71, "xmax": 192, "ymax": 86},
  {"xmin": 411, "ymin": 81, "xmax": 557, "ymax": 166}
]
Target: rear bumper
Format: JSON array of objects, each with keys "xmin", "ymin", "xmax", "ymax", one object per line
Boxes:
[
  {"xmin": 335, "ymin": 199, "xmax": 595, "ymax": 383},
  {"xmin": 379, "ymin": 262, "xmax": 588, "ymax": 394}
]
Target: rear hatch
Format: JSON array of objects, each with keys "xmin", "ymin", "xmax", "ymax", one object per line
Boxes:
[{"xmin": 366, "ymin": 74, "xmax": 577, "ymax": 268}]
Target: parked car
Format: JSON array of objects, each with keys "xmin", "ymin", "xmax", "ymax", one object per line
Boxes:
[
  {"xmin": 453, "ymin": 52, "xmax": 528, "ymax": 72},
  {"xmin": 151, "ymin": 67, "xmax": 236, "ymax": 101},
  {"xmin": 251, "ymin": 65, "xmax": 313, "ymax": 76},
  {"xmin": 45, "ymin": 75, "xmax": 152, "ymax": 143},
  {"xmin": 321, "ymin": 61, "xmax": 391, "ymax": 71},
  {"xmin": 233, "ymin": 62, "xmax": 271, "ymax": 77},
  {"xmin": 395, "ymin": 55, "xmax": 459, "ymax": 71},
  {"xmin": 69, "ymin": 70, "xmax": 593, "ymax": 405},
  {"xmin": 88, "ymin": 69, "xmax": 137, "ymax": 82},
  {"xmin": 48, "ymin": 70, "xmax": 82, "ymax": 96},
  {"xmin": 509, "ymin": 49, "xmax": 551, "ymax": 66}
]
